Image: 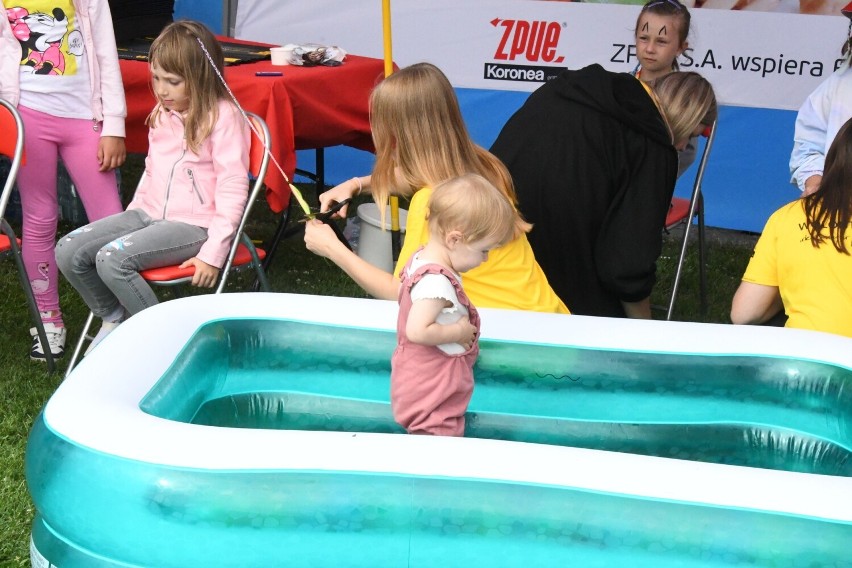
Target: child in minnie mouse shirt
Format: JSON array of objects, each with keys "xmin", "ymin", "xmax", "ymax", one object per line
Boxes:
[{"xmin": 1, "ymin": 0, "xmax": 126, "ymax": 361}]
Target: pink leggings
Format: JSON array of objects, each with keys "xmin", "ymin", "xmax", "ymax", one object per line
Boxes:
[{"xmin": 17, "ymin": 106, "xmax": 123, "ymax": 324}]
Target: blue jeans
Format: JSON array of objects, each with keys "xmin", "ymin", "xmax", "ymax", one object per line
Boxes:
[{"xmin": 55, "ymin": 209, "xmax": 208, "ymax": 317}]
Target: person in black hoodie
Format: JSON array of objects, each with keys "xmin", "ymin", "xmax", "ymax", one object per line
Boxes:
[{"xmin": 490, "ymin": 66, "xmax": 716, "ymax": 318}]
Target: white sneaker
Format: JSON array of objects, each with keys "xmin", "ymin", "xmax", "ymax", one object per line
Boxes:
[
  {"xmin": 30, "ymin": 323, "xmax": 67, "ymax": 361},
  {"xmin": 85, "ymin": 320, "xmax": 122, "ymax": 356}
]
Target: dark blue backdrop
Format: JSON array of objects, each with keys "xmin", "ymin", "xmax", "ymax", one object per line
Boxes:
[{"xmin": 174, "ymin": 0, "xmax": 223, "ymax": 34}]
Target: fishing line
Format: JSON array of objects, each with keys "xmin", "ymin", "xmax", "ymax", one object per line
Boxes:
[{"xmin": 196, "ymin": 37, "xmax": 313, "ymax": 216}]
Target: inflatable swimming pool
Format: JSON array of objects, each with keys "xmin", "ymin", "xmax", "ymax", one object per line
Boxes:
[{"xmin": 27, "ymin": 293, "xmax": 852, "ymax": 567}]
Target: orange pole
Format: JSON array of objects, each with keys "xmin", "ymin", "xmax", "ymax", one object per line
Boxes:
[
  {"xmin": 382, "ymin": 0, "xmax": 394, "ymax": 79},
  {"xmin": 382, "ymin": 0, "xmax": 402, "ymax": 262}
]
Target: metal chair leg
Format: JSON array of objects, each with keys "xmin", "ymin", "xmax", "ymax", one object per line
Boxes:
[
  {"xmin": 16, "ymin": 260, "xmax": 56, "ymax": 373},
  {"xmin": 237, "ymin": 233, "xmax": 271, "ymax": 293},
  {"xmin": 665, "ymin": 196, "xmax": 708, "ymax": 322},
  {"xmin": 697, "ymin": 194, "xmax": 708, "ymax": 318},
  {"xmin": 665, "ymin": 120, "xmax": 716, "ymax": 322},
  {"xmin": 666, "ymin": 215, "xmax": 692, "ymax": 321},
  {"xmin": 4, "ymin": 221, "xmax": 55, "ymax": 372},
  {"xmin": 260, "ymin": 206, "xmax": 292, "ymax": 272},
  {"xmin": 250, "ymin": 251, "xmax": 271, "ymax": 292},
  {"xmin": 65, "ymin": 310, "xmax": 94, "ymax": 378}
]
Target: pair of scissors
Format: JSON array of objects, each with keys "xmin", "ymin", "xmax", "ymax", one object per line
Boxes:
[{"xmin": 301, "ymin": 198, "xmax": 353, "ymax": 251}]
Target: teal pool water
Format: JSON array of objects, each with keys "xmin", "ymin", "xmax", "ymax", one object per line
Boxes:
[{"xmin": 146, "ymin": 319, "xmax": 852, "ymax": 477}]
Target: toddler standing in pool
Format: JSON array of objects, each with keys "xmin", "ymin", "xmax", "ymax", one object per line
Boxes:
[{"xmin": 391, "ymin": 174, "xmax": 517, "ymax": 437}]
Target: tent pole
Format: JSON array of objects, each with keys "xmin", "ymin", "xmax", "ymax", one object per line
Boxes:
[
  {"xmin": 382, "ymin": 0, "xmax": 401, "ymax": 266},
  {"xmin": 222, "ymin": 0, "xmax": 237, "ymax": 36}
]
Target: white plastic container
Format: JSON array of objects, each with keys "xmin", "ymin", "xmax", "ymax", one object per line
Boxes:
[
  {"xmin": 356, "ymin": 203, "xmax": 408, "ymax": 272},
  {"xmin": 269, "ymin": 47, "xmax": 289, "ymax": 66}
]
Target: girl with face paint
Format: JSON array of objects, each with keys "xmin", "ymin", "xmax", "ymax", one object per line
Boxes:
[
  {"xmin": 632, "ymin": 0, "xmax": 692, "ymax": 83},
  {"xmin": 632, "ymin": 0, "xmax": 702, "ymax": 177}
]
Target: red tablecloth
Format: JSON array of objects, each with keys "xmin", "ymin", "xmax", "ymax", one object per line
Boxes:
[{"xmin": 119, "ymin": 55, "xmax": 384, "ymax": 212}]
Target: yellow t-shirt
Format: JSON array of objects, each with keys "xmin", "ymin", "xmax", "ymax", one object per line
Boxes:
[
  {"xmin": 742, "ymin": 200, "xmax": 852, "ymax": 337},
  {"xmin": 393, "ymin": 188, "xmax": 570, "ymax": 314}
]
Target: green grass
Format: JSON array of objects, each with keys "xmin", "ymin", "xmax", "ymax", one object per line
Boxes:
[
  {"xmin": 654, "ymin": 230, "xmax": 756, "ymax": 323},
  {"xmin": 0, "ymin": 157, "xmax": 754, "ymax": 565}
]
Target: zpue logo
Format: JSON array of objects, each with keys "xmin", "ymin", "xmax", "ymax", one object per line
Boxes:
[{"xmin": 486, "ymin": 19, "xmax": 567, "ymax": 83}]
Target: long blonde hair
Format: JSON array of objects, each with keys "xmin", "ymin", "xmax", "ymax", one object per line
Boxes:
[
  {"xmin": 369, "ymin": 62, "xmax": 530, "ymax": 236},
  {"xmin": 146, "ymin": 20, "xmax": 228, "ymax": 153},
  {"xmin": 652, "ymin": 71, "xmax": 717, "ymax": 145}
]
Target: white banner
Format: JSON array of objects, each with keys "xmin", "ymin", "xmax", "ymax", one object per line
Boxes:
[{"xmin": 236, "ymin": 0, "xmax": 848, "ymax": 111}]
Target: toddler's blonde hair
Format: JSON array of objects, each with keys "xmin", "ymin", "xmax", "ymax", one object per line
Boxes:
[{"xmin": 427, "ymin": 174, "xmax": 517, "ymax": 247}]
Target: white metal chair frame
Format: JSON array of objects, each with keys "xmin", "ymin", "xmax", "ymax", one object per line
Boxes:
[
  {"xmin": 66, "ymin": 112, "xmax": 272, "ymax": 375},
  {"xmin": 0, "ymin": 98, "xmax": 57, "ymax": 371},
  {"xmin": 665, "ymin": 120, "xmax": 717, "ymax": 321}
]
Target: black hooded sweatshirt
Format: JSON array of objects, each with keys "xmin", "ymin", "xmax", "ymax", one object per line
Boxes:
[{"xmin": 490, "ymin": 64, "xmax": 677, "ymax": 317}]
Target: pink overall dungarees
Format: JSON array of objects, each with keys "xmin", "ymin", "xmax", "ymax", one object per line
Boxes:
[{"xmin": 391, "ymin": 259, "xmax": 480, "ymax": 437}]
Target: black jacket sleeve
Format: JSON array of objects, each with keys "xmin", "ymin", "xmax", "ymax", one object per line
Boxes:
[{"xmin": 594, "ymin": 131, "xmax": 677, "ymax": 302}]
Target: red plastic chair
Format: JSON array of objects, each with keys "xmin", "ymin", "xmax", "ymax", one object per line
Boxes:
[
  {"xmin": 664, "ymin": 120, "xmax": 717, "ymax": 321},
  {"xmin": 66, "ymin": 112, "xmax": 272, "ymax": 375},
  {"xmin": 0, "ymin": 98, "xmax": 58, "ymax": 371}
]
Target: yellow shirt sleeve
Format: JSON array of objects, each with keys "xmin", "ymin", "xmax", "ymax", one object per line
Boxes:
[
  {"xmin": 394, "ymin": 190, "xmax": 430, "ymax": 279},
  {"xmin": 394, "ymin": 187, "xmax": 569, "ymax": 314},
  {"xmin": 742, "ymin": 210, "xmax": 780, "ymax": 287}
]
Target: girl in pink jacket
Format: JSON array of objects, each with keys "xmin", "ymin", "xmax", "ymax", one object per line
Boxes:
[
  {"xmin": 55, "ymin": 21, "xmax": 249, "ymax": 353},
  {"xmin": 2, "ymin": 0, "xmax": 126, "ymax": 360}
]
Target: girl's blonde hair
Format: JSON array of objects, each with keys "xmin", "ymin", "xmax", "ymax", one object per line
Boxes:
[
  {"xmin": 652, "ymin": 71, "xmax": 717, "ymax": 145},
  {"xmin": 369, "ymin": 62, "xmax": 531, "ymax": 237},
  {"xmin": 428, "ymin": 174, "xmax": 517, "ymax": 247},
  {"xmin": 146, "ymin": 20, "xmax": 228, "ymax": 153}
]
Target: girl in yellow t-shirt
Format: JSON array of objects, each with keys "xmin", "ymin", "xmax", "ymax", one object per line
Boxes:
[
  {"xmin": 304, "ymin": 62, "xmax": 568, "ymax": 314},
  {"xmin": 731, "ymin": 117, "xmax": 852, "ymax": 338}
]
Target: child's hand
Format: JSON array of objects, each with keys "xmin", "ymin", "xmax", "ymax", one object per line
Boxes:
[
  {"xmin": 180, "ymin": 257, "xmax": 220, "ymax": 288},
  {"xmin": 455, "ymin": 316, "xmax": 477, "ymax": 350},
  {"xmin": 803, "ymin": 174, "xmax": 822, "ymax": 196},
  {"xmin": 98, "ymin": 136, "xmax": 127, "ymax": 172},
  {"xmin": 304, "ymin": 219, "xmax": 347, "ymax": 258},
  {"xmin": 406, "ymin": 300, "xmax": 477, "ymax": 348},
  {"xmin": 318, "ymin": 177, "xmax": 362, "ymax": 217}
]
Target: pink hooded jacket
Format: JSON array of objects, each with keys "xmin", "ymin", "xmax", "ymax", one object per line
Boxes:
[{"xmin": 127, "ymin": 101, "xmax": 250, "ymax": 268}]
